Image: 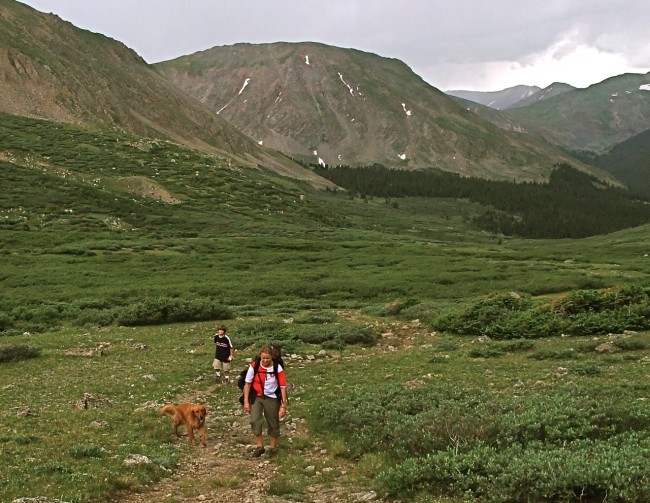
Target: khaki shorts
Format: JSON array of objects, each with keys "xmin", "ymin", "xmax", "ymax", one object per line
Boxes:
[{"xmin": 213, "ymin": 359, "xmax": 231, "ymax": 371}]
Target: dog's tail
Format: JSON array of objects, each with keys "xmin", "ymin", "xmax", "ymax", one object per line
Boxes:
[{"xmin": 161, "ymin": 405, "xmax": 176, "ymax": 416}]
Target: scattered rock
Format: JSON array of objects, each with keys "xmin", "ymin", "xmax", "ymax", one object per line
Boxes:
[
  {"xmin": 74, "ymin": 393, "xmax": 114, "ymax": 410},
  {"xmin": 405, "ymin": 379, "xmax": 425, "ymax": 388},
  {"xmin": 356, "ymin": 491, "xmax": 378, "ymax": 501},
  {"xmin": 136, "ymin": 400, "xmax": 163, "ymax": 411},
  {"xmin": 595, "ymin": 342, "xmax": 616, "ymax": 353},
  {"xmin": 15, "ymin": 407, "xmax": 38, "ymax": 417},
  {"xmin": 123, "ymin": 454, "xmax": 151, "ymax": 465},
  {"xmin": 123, "ymin": 341, "xmax": 148, "ymax": 350},
  {"xmin": 65, "ymin": 344, "xmax": 108, "ymax": 357},
  {"xmin": 12, "ymin": 498, "xmax": 70, "ymax": 503}
]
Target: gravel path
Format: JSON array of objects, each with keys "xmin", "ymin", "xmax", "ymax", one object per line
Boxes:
[{"xmin": 113, "ymin": 383, "xmax": 386, "ymax": 503}]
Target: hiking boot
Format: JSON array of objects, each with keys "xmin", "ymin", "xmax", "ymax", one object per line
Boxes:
[
  {"xmin": 268, "ymin": 448, "xmax": 278, "ymax": 458},
  {"xmin": 215, "ymin": 374, "xmax": 222, "ymax": 383},
  {"xmin": 252, "ymin": 447, "xmax": 265, "ymax": 457},
  {"xmin": 224, "ymin": 376, "xmax": 231, "ymax": 384}
]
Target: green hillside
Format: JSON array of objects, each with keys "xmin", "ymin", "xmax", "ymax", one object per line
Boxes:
[
  {"xmin": 1, "ymin": 111, "xmax": 648, "ymax": 333},
  {"xmin": 506, "ymin": 72, "xmax": 650, "ymax": 153},
  {"xmin": 594, "ymin": 129, "xmax": 650, "ymax": 197},
  {"xmin": 2, "ymin": 112, "xmax": 650, "ymax": 503}
]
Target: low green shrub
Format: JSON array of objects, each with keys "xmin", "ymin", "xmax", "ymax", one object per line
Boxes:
[
  {"xmin": 340, "ymin": 325, "xmax": 378, "ymax": 346},
  {"xmin": 551, "ymin": 284, "xmax": 650, "ymax": 315},
  {"xmin": 291, "ymin": 311, "xmax": 336, "ymax": 324},
  {"xmin": 0, "ymin": 312, "xmax": 13, "ymax": 331},
  {"xmin": 0, "ymin": 343, "xmax": 42, "ymax": 363},
  {"xmin": 291, "ymin": 324, "xmax": 341, "ymax": 344},
  {"xmin": 614, "ymin": 337, "xmax": 648, "ymax": 351},
  {"xmin": 115, "ymin": 297, "xmax": 233, "ymax": 326},
  {"xmin": 289, "ymin": 323, "xmax": 378, "ymax": 347},
  {"xmin": 311, "ymin": 383, "xmax": 650, "ymax": 502},
  {"xmin": 376, "ymin": 433, "xmax": 650, "ymax": 501},
  {"xmin": 500, "ymin": 339, "xmax": 535, "ymax": 352},
  {"xmin": 528, "ymin": 349, "xmax": 578, "ymax": 360},
  {"xmin": 468, "ymin": 339, "xmax": 535, "ymax": 358},
  {"xmin": 434, "ymin": 285, "xmax": 650, "ymax": 339},
  {"xmin": 468, "ymin": 345, "xmax": 506, "ymax": 358},
  {"xmin": 379, "ymin": 298, "xmax": 418, "ymax": 316},
  {"xmin": 69, "ymin": 444, "xmax": 105, "ymax": 459},
  {"xmin": 571, "ymin": 360, "xmax": 604, "ymax": 376},
  {"xmin": 434, "ymin": 292, "xmax": 534, "ymax": 336},
  {"xmin": 321, "ymin": 339, "xmax": 344, "ymax": 350},
  {"xmin": 432, "ymin": 338, "xmax": 461, "ymax": 352},
  {"xmin": 74, "ymin": 308, "xmax": 118, "ymax": 327}
]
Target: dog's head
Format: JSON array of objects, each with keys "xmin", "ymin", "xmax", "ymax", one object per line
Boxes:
[{"xmin": 192, "ymin": 405, "xmax": 207, "ymax": 423}]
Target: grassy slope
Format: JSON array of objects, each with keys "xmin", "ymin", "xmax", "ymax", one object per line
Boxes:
[
  {"xmin": 1, "ymin": 113, "xmax": 650, "ymax": 501},
  {"xmin": 2, "ymin": 114, "xmax": 647, "ymax": 316}
]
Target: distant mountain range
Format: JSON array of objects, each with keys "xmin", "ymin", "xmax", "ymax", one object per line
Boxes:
[
  {"xmin": 505, "ymin": 73, "xmax": 650, "ymax": 154},
  {"xmin": 507, "ymin": 83, "xmax": 575, "ymax": 109},
  {"xmin": 0, "ymin": 0, "xmax": 646, "ymax": 190},
  {"xmin": 446, "ymin": 85, "xmax": 542, "ymax": 110},
  {"xmin": 447, "ymin": 75, "xmax": 650, "ymax": 195},
  {"xmin": 446, "ymin": 83, "xmax": 575, "ymax": 110},
  {"xmin": 446, "ymin": 75, "xmax": 650, "ymax": 154}
]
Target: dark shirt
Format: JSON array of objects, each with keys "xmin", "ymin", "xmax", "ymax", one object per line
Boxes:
[{"xmin": 213, "ymin": 334, "xmax": 233, "ymax": 361}]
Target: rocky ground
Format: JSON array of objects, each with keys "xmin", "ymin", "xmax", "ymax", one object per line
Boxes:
[
  {"xmin": 111, "ymin": 389, "xmax": 386, "ymax": 503},
  {"xmin": 108, "ymin": 318, "xmax": 429, "ymax": 503}
]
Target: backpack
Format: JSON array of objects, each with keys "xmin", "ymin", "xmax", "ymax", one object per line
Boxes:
[{"xmin": 238, "ymin": 345, "xmax": 284, "ymax": 404}]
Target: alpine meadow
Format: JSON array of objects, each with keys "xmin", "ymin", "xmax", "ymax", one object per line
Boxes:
[{"xmin": 2, "ymin": 2, "xmax": 650, "ymax": 503}]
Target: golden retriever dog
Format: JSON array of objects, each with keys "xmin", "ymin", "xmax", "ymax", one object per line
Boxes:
[{"xmin": 161, "ymin": 403, "xmax": 207, "ymax": 446}]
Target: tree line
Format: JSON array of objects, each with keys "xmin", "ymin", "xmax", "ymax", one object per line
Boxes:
[{"xmin": 313, "ymin": 163, "xmax": 650, "ymax": 238}]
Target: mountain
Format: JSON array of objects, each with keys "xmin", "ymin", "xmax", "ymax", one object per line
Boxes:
[
  {"xmin": 508, "ymin": 82, "xmax": 574, "ymax": 109},
  {"xmin": 505, "ymin": 72, "xmax": 650, "ymax": 154},
  {"xmin": 449, "ymin": 96, "xmax": 525, "ymax": 132},
  {"xmin": 593, "ymin": 129, "xmax": 650, "ymax": 197},
  {"xmin": 445, "ymin": 85, "xmax": 541, "ymax": 110},
  {"xmin": 0, "ymin": 0, "xmax": 329, "ymax": 187},
  {"xmin": 154, "ymin": 42, "xmax": 606, "ymax": 183}
]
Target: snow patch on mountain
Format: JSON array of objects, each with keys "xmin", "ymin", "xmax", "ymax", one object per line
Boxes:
[
  {"xmin": 238, "ymin": 78, "xmax": 251, "ymax": 95},
  {"xmin": 338, "ymin": 72, "xmax": 354, "ymax": 95}
]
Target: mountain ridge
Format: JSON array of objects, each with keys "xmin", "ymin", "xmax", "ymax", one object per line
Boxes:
[
  {"xmin": 505, "ymin": 72, "xmax": 650, "ymax": 153},
  {"xmin": 0, "ymin": 0, "xmax": 332, "ymax": 188},
  {"xmin": 155, "ymin": 42, "xmax": 611, "ymax": 183},
  {"xmin": 445, "ymin": 85, "xmax": 542, "ymax": 110},
  {"xmin": 0, "ymin": 1, "xmax": 628, "ymax": 187}
]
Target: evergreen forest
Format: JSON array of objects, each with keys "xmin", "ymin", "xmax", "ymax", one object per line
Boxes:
[{"xmin": 314, "ymin": 164, "xmax": 650, "ymax": 238}]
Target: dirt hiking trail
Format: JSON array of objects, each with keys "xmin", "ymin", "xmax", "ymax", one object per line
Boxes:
[{"xmin": 113, "ymin": 318, "xmax": 426, "ymax": 503}]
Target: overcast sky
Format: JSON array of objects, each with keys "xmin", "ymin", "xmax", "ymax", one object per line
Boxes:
[{"xmin": 18, "ymin": 0, "xmax": 650, "ymax": 92}]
